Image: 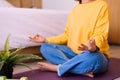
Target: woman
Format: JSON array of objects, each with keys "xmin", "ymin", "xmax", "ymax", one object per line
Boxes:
[{"xmin": 29, "ymin": 0, "xmax": 110, "ymax": 78}]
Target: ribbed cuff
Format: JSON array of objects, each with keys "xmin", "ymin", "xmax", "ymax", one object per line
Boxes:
[{"xmin": 57, "ymin": 64, "xmax": 62, "ymax": 76}]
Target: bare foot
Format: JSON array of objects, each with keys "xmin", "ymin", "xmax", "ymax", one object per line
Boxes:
[
  {"xmin": 37, "ymin": 62, "xmax": 58, "ymax": 72},
  {"xmin": 37, "ymin": 62, "xmax": 94, "ymax": 78},
  {"xmin": 84, "ymin": 72, "xmax": 94, "ymax": 78}
]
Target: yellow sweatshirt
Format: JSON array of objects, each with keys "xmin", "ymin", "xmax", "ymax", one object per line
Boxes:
[{"xmin": 47, "ymin": 0, "xmax": 110, "ymax": 58}]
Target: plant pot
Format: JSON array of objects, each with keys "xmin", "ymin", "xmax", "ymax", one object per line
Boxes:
[{"xmin": 0, "ymin": 65, "xmax": 13, "ymax": 79}]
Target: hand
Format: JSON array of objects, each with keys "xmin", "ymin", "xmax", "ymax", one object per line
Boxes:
[
  {"xmin": 29, "ymin": 34, "xmax": 47, "ymax": 43},
  {"xmin": 78, "ymin": 38, "xmax": 98, "ymax": 52}
]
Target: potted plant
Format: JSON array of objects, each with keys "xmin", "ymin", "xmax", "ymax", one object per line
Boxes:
[{"xmin": 0, "ymin": 35, "xmax": 42, "ymax": 79}]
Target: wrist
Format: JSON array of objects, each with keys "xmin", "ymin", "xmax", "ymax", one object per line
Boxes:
[
  {"xmin": 89, "ymin": 46, "xmax": 99, "ymax": 52},
  {"xmin": 44, "ymin": 38, "xmax": 48, "ymax": 43},
  {"xmin": 94, "ymin": 46, "xmax": 99, "ymax": 52}
]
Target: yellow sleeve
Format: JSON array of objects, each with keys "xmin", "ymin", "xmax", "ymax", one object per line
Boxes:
[
  {"xmin": 47, "ymin": 17, "xmax": 70, "ymax": 44},
  {"xmin": 91, "ymin": 4, "xmax": 110, "ymax": 51}
]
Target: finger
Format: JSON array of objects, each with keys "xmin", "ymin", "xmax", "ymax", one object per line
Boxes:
[
  {"xmin": 34, "ymin": 34, "xmax": 40, "ymax": 39},
  {"xmin": 29, "ymin": 36, "xmax": 33, "ymax": 39},
  {"xmin": 29, "ymin": 37, "xmax": 33, "ymax": 41},
  {"xmin": 78, "ymin": 46, "xmax": 84, "ymax": 51},
  {"xmin": 29, "ymin": 36, "xmax": 37, "ymax": 41},
  {"xmin": 78, "ymin": 44, "xmax": 88, "ymax": 51},
  {"xmin": 92, "ymin": 39, "xmax": 96, "ymax": 45},
  {"xmin": 36, "ymin": 34, "xmax": 40, "ymax": 37},
  {"xmin": 81, "ymin": 44, "xmax": 88, "ymax": 49},
  {"xmin": 34, "ymin": 35, "xmax": 38, "ymax": 38},
  {"xmin": 88, "ymin": 38, "xmax": 97, "ymax": 51},
  {"xmin": 88, "ymin": 40, "xmax": 93, "ymax": 48},
  {"xmin": 89, "ymin": 38, "xmax": 95, "ymax": 44},
  {"xmin": 80, "ymin": 44, "xmax": 86, "ymax": 47}
]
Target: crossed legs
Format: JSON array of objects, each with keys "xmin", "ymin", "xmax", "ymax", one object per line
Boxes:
[
  {"xmin": 37, "ymin": 62, "xmax": 94, "ymax": 77},
  {"xmin": 38, "ymin": 43, "xmax": 108, "ymax": 78}
]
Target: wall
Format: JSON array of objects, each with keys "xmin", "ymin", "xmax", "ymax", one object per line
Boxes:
[
  {"xmin": 42, "ymin": 0, "xmax": 77, "ymax": 11},
  {"xmin": 7, "ymin": 0, "xmax": 42, "ymax": 8},
  {"xmin": 105, "ymin": 0, "xmax": 120, "ymax": 44}
]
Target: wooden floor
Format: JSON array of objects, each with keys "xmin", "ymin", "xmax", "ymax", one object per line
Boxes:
[
  {"xmin": 109, "ymin": 45, "xmax": 120, "ymax": 58},
  {"xmin": 13, "ymin": 45, "xmax": 120, "ymax": 74}
]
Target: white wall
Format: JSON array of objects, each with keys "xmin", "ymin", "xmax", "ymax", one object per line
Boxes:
[{"xmin": 42, "ymin": 0, "xmax": 77, "ymax": 11}]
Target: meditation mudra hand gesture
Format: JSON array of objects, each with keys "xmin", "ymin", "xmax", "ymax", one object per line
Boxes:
[
  {"xmin": 78, "ymin": 38, "xmax": 98, "ymax": 52},
  {"xmin": 29, "ymin": 34, "xmax": 97, "ymax": 52},
  {"xmin": 29, "ymin": 34, "xmax": 47, "ymax": 43}
]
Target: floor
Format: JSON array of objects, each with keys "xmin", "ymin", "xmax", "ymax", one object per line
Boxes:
[
  {"xmin": 13, "ymin": 45, "xmax": 120, "ymax": 74},
  {"xmin": 109, "ymin": 45, "xmax": 120, "ymax": 58}
]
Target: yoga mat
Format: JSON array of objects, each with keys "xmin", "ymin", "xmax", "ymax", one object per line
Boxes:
[{"xmin": 14, "ymin": 58, "xmax": 120, "ymax": 80}]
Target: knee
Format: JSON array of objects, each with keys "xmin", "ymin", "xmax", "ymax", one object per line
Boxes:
[
  {"xmin": 40, "ymin": 43, "xmax": 55, "ymax": 55},
  {"xmin": 40, "ymin": 43, "xmax": 49, "ymax": 53}
]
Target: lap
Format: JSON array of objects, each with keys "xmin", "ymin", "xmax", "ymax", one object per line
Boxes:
[
  {"xmin": 41, "ymin": 43, "xmax": 77, "ymax": 59},
  {"xmin": 41, "ymin": 43, "xmax": 109, "ymax": 74}
]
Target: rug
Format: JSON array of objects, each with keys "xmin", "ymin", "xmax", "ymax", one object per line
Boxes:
[{"xmin": 14, "ymin": 58, "xmax": 120, "ymax": 80}]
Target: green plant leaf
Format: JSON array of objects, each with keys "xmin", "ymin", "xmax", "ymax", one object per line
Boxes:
[
  {"xmin": 16, "ymin": 63, "xmax": 32, "ymax": 70},
  {"xmin": 10, "ymin": 48, "xmax": 24, "ymax": 57},
  {"xmin": 0, "ymin": 51, "xmax": 4, "ymax": 60},
  {"xmin": 0, "ymin": 61, "xmax": 5, "ymax": 70},
  {"xmin": 1, "ymin": 35, "xmax": 11, "ymax": 60},
  {"xmin": 3, "ymin": 34, "xmax": 10, "ymax": 54},
  {"xmin": 7, "ymin": 48, "xmax": 24, "ymax": 62},
  {"xmin": 5, "ymin": 48, "xmax": 25, "ymax": 67},
  {"xmin": 14, "ymin": 54, "xmax": 42, "ymax": 64},
  {"xmin": 0, "ymin": 35, "xmax": 43, "ymax": 71}
]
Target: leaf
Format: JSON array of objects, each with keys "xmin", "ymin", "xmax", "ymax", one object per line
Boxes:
[
  {"xmin": 10, "ymin": 48, "xmax": 23, "ymax": 57},
  {"xmin": 1, "ymin": 35, "xmax": 11, "ymax": 60},
  {"xmin": 7, "ymin": 48, "xmax": 24, "ymax": 61},
  {"xmin": 0, "ymin": 51, "xmax": 4, "ymax": 60},
  {"xmin": 16, "ymin": 63, "xmax": 32, "ymax": 70},
  {"xmin": 6, "ymin": 48, "xmax": 24, "ymax": 66},
  {"xmin": 14, "ymin": 54, "xmax": 42, "ymax": 64},
  {"xmin": 3, "ymin": 34, "xmax": 10, "ymax": 54},
  {"xmin": 0, "ymin": 51, "xmax": 8, "ymax": 61},
  {"xmin": 0, "ymin": 35, "xmax": 43, "ymax": 71},
  {"xmin": 0, "ymin": 61, "xmax": 5, "ymax": 70}
]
